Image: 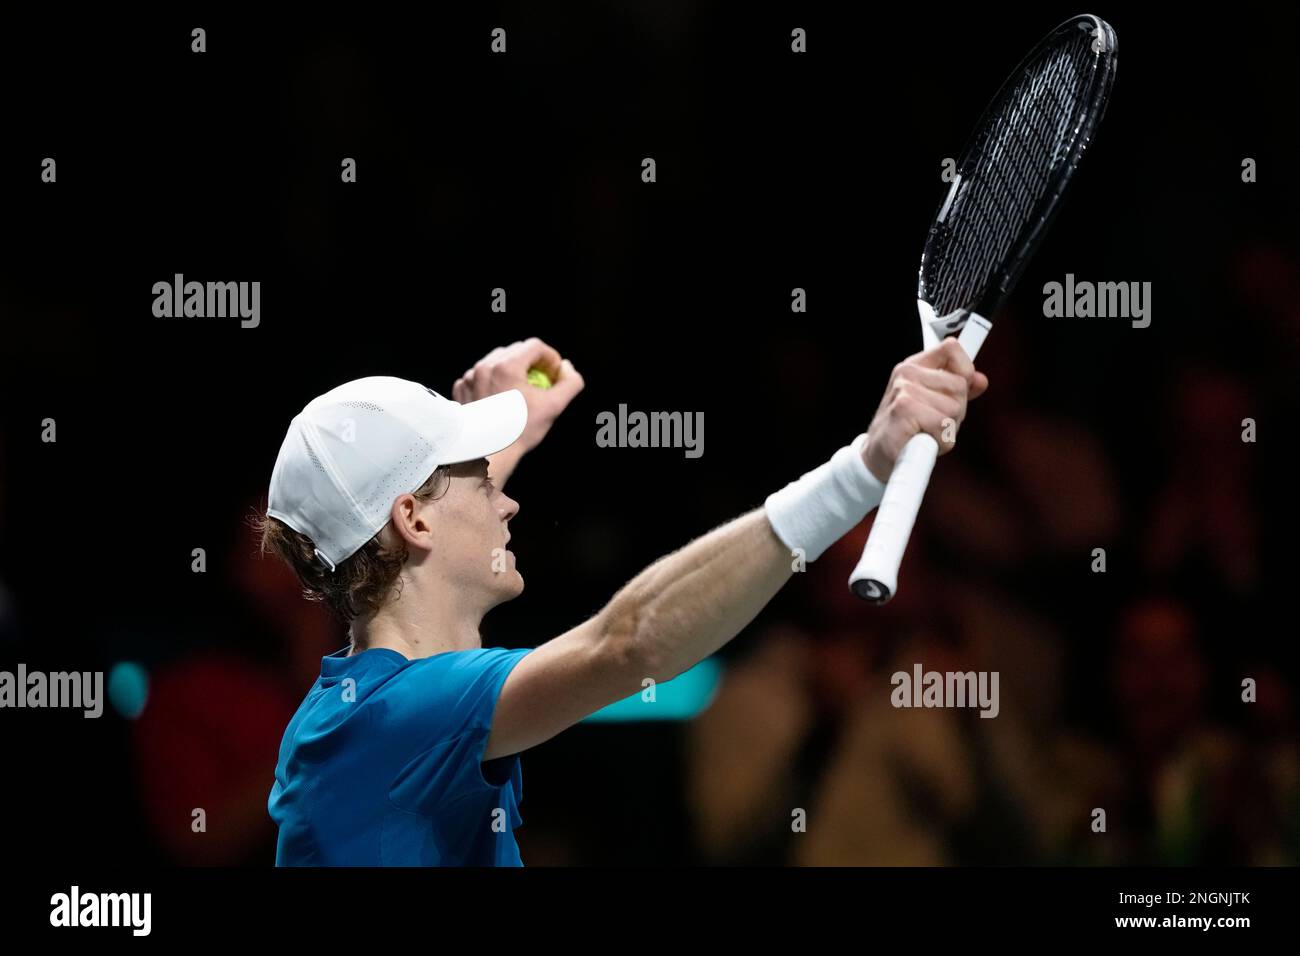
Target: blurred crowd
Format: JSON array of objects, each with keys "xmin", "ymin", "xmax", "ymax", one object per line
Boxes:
[{"xmin": 679, "ymin": 241, "xmax": 1300, "ymax": 865}]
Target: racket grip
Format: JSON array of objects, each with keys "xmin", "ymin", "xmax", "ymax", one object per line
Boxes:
[
  {"xmin": 848, "ymin": 433, "xmax": 939, "ymax": 603},
  {"xmin": 849, "ymin": 313, "xmax": 991, "ymax": 604}
]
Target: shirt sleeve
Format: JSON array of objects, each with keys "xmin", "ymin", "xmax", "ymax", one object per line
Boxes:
[{"xmin": 381, "ymin": 646, "xmax": 532, "ymax": 813}]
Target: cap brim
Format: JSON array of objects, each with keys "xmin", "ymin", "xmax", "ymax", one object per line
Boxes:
[{"xmin": 441, "ymin": 388, "xmax": 528, "ymax": 463}]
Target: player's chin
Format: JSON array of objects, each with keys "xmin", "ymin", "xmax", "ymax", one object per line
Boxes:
[{"xmin": 491, "ymin": 566, "xmax": 525, "ymax": 599}]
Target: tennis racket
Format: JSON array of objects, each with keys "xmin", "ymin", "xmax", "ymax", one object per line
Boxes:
[{"xmin": 849, "ymin": 13, "xmax": 1118, "ymax": 603}]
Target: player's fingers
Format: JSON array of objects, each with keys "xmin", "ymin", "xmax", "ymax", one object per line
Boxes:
[
  {"xmin": 907, "ymin": 337, "xmax": 976, "ymax": 383},
  {"xmin": 507, "ymin": 337, "xmax": 563, "ymax": 378},
  {"xmin": 905, "ymin": 383, "xmax": 965, "ymax": 430},
  {"xmin": 901, "ymin": 396, "xmax": 963, "ymax": 455},
  {"xmin": 551, "ymin": 357, "xmax": 585, "ymax": 398},
  {"xmin": 893, "ymin": 364, "xmax": 969, "ymax": 399},
  {"xmin": 969, "ymin": 370, "xmax": 989, "ymax": 400}
]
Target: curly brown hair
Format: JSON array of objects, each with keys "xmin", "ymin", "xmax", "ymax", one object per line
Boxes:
[{"xmin": 254, "ymin": 465, "xmax": 452, "ymax": 629}]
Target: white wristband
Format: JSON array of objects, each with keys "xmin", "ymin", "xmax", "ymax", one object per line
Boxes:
[{"xmin": 764, "ymin": 433, "xmax": 885, "ymax": 562}]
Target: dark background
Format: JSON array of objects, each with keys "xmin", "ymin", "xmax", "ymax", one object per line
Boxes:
[{"xmin": 1, "ymin": 4, "xmax": 1297, "ymax": 866}]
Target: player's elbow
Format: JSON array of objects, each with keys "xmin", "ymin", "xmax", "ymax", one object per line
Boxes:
[{"xmin": 598, "ymin": 599, "xmax": 668, "ymax": 690}]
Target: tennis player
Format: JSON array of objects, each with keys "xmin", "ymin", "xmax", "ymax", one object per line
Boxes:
[{"xmin": 263, "ymin": 337, "xmax": 986, "ymax": 865}]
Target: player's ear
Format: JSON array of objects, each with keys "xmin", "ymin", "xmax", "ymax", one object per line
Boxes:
[{"xmin": 389, "ymin": 492, "xmax": 433, "ymax": 549}]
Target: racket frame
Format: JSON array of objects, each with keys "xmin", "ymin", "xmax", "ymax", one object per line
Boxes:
[{"xmin": 849, "ymin": 14, "xmax": 1117, "ymax": 604}]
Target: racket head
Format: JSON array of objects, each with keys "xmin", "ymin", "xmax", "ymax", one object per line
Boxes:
[{"xmin": 918, "ymin": 14, "xmax": 1118, "ymax": 336}]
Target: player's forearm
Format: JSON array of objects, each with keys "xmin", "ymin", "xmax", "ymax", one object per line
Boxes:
[
  {"xmin": 597, "ymin": 432, "xmax": 884, "ymax": 683},
  {"xmin": 601, "ymin": 432, "xmax": 885, "ymax": 681},
  {"xmin": 604, "ymin": 508, "xmax": 795, "ymax": 681}
]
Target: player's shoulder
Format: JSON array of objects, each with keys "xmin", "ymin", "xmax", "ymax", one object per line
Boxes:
[
  {"xmin": 375, "ymin": 646, "xmax": 532, "ymax": 737},
  {"xmin": 384, "ymin": 646, "xmax": 529, "ymax": 697},
  {"xmin": 409, "ymin": 645, "xmax": 525, "ymax": 673}
]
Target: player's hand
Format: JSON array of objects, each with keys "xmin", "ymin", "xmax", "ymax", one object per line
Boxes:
[
  {"xmin": 452, "ymin": 337, "xmax": 585, "ymax": 453},
  {"xmin": 862, "ymin": 338, "xmax": 989, "ymax": 484}
]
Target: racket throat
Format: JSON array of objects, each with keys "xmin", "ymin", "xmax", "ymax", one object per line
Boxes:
[{"xmin": 917, "ymin": 300, "xmax": 991, "ymax": 351}]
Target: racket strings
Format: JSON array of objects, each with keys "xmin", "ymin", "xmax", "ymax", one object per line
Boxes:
[
  {"xmin": 927, "ymin": 30, "xmax": 1097, "ymax": 316},
  {"xmin": 957, "ymin": 58, "xmax": 1066, "ymax": 266},
  {"xmin": 941, "ymin": 50, "xmax": 1076, "ymax": 298}
]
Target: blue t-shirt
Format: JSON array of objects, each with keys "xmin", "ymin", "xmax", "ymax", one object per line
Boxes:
[{"xmin": 268, "ymin": 645, "xmax": 532, "ymax": 866}]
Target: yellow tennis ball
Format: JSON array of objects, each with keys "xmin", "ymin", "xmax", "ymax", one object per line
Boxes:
[{"xmin": 527, "ymin": 368, "xmax": 553, "ymax": 389}]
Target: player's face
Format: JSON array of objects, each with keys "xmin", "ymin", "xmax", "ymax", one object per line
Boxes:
[{"xmin": 423, "ymin": 458, "xmax": 523, "ymax": 606}]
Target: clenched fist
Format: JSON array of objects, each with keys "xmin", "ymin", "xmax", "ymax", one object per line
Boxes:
[
  {"xmin": 861, "ymin": 338, "xmax": 989, "ymax": 484},
  {"xmin": 452, "ymin": 337, "xmax": 585, "ymax": 455}
]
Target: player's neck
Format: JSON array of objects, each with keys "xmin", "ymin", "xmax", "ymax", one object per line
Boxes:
[{"xmin": 348, "ymin": 572, "xmax": 483, "ymax": 660}]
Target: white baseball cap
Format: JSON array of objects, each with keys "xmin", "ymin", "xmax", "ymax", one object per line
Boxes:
[{"xmin": 267, "ymin": 376, "xmax": 527, "ymax": 571}]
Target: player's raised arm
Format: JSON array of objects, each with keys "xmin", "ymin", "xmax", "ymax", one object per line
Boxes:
[
  {"xmin": 484, "ymin": 340, "xmax": 985, "ymax": 760},
  {"xmin": 452, "ymin": 337, "xmax": 585, "ymax": 491}
]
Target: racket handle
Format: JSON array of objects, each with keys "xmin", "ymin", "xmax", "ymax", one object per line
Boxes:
[
  {"xmin": 849, "ymin": 312, "xmax": 991, "ymax": 603},
  {"xmin": 848, "ymin": 433, "xmax": 938, "ymax": 603}
]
